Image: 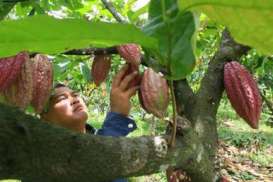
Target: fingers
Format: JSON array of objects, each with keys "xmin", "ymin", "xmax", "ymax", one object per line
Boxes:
[
  {"xmin": 112, "ymin": 64, "xmax": 129, "ymax": 87},
  {"xmin": 119, "ymin": 71, "xmax": 138, "ymax": 91},
  {"xmin": 126, "ymin": 86, "xmax": 139, "ymax": 97}
]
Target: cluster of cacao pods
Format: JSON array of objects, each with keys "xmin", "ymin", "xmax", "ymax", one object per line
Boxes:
[
  {"xmin": 0, "ymin": 52, "xmax": 53, "ymax": 113},
  {"xmin": 91, "ymin": 43, "xmax": 142, "ymax": 87},
  {"xmin": 224, "ymin": 61, "xmax": 262, "ymax": 129},
  {"xmin": 90, "ymin": 43, "xmax": 169, "ymax": 118}
]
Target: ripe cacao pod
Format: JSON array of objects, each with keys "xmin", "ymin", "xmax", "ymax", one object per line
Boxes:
[
  {"xmin": 166, "ymin": 168, "xmax": 191, "ymax": 182},
  {"xmin": 0, "ymin": 52, "xmax": 28, "ymax": 91},
  {"xmin": 117, "ymin": 44, "xmax": 141, "ymax": 66},
  {"xmin": 91, "ymin": 54, "xmax": 111, "ymax": 86},
  {"xmin": 139, "ymin": 68, "xmax": 169, "ymax": 118},
  {"xmin": 31, "ymin": 54, "xmax": 53, "ymax": 114},
  {"xmin": 224, "ymin": 61, "xmax": 262, "ymax": 129},
  {"xmin": 122, "ymin": 63, "xmax": 142, "ymax": 88},
  {"xmin": 3, "ymin": 58, "xmax": 33, "ymax": 109}
]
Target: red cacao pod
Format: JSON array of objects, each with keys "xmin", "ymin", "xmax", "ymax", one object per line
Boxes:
[
  {"xmin": 166, "ymin": 168, "xmax": 191, "ymax": 182},
  {"xmin": 117, "ymin": 44, "xmax": 141, "ymax": 66},
  {"xmin": 220, "ymin": 176, "xmax": 230, "ymax": 182},
  {"xmin": 91, "ymin": 54, "xmax": 111, "ymax": 86},
  {"xmin": 139, "ymin": 68, "xmax": 169, "ymax": 118},
  {"xmin": 31, "ymin": 54, "xmax": 53, "ymax": 114},
  {"xmin": 122, "ymin": 63, "xmax": 142, "ymax": 88},
  {"xmin": 0, "ymin": 52, "xmax": 28, "ymax": 91},
  {"xmin": 224, "ymin": 61, "xmax": 262, "ymax": 129},
  {"xmin": 3, "ymin": 58, "xmax": 33, "ymax": 109}
]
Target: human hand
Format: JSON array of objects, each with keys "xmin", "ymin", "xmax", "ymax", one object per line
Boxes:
[{"xmin": 110, "ymin": 64, "xmax": 139, "ymax": 116}]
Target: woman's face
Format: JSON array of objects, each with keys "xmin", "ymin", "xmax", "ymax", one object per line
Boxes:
[{"xmin": 42, "ymin": 86, "xmax": 88, "ymax": 132}]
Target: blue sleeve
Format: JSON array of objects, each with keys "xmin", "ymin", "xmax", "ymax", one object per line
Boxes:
[{"xmin": 96, "ymin": 112, "xmax": 137, "ymax": 137}]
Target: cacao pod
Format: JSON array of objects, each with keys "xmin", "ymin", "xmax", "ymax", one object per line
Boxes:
[
  {"xmin": 224, "ymin": 61, "xmax": 262, "ymax": 129},
  {"xmin": 117, "ymin": 44, "xmax": 141, "ymax": 66},
  {"xmin": 166, "ymin": 168, "xmax": 191, "ymax": 182},
  {"xmin": 0, "ymin": 52, "xmax": 28, "ymax": 91},
  {"xmin": 3, "ymin": 58, "xmax": 33, "ymax": 109},
  {"xmin": 31, "ymin": 54, "xmax": 53, "ymax": 114},
  {"xmin": 139, "ymin": 68, "xmax": 169, "ymax": 118},
  {"xmin": 122, "ymin": 63, "xmax": 142, "ymax": 88},
  {"xmin": 91, "ymin": 54, "xmax": 111, "ymax": 86},
  {"xmin": 220, "ymin": 176, "xmax": 230, "ymax": 182}
]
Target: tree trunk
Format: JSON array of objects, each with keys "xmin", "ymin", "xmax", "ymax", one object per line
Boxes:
[{"xmin": 174, "ymin": 29, "xmax": 250, "ymax": 181}]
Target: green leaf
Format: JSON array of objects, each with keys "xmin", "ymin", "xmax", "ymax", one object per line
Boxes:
[
  {"xmin": 143, "ymin": 0, "xmax": 197, "ymax": 80},
  {"xmin": 148, "ymin": 0, "xmax": 177, "ymax": 19},
  {"xmin": 0, "ymin": 15, "xmax": 158, "ymax": 57},
  {"xmin": 127, "ymin": 3, "xmax": 149, "ymax": 22},
  {"xmin": 178, "ymin": 0, "xmax": 273, "ymax": 55},
  {"xmin": 0, "ymin": 2, "xmax": 16, "ymax": 21},
  {"xmin": 170, "ymin": 12, "xmax": 198, "ymax": 80}
]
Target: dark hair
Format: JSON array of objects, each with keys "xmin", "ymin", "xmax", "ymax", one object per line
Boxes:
[
  {"xmin": 40, "ymin": 83, "xmax": 67, "ymax": 114},
  {"xmin": 53, "ymin": 83, "xmax": 67, "ymax": 89}
]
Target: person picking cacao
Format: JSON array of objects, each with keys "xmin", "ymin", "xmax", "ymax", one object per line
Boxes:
[{"xmin": 40, "ymin": 64, "xmax": 139, "ymax": 182}]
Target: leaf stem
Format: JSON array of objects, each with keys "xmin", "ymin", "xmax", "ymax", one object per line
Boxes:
[{"xmin": 169, "ymin": 80, "xmax": 177, "ymax": 147}]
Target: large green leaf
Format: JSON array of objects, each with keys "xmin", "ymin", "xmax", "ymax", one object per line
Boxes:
[
  {"xmin": 0, "ymin": 15, "xmax": 158, "ymax": 57},
  {"xmin": 178, "ymin": 0, "xmax": 273, "ymax": 55},
  {"xmin": 143, "ymin": 0, "xmax": 197, "ymax": 80}
]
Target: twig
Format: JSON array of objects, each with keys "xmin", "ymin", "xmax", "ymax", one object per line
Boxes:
[
  {"xmin": 63, "ymin": 47, "xmax": 117, "ymax": 55},
  {"xmin": 169, "ymin": 80, "xmax": 177, "ymax": 147},
  {"xmin": 101, "ymin": 0, "xmax": 125, "ymax": 23}
]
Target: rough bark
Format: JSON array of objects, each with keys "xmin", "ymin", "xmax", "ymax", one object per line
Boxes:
[
  {"xmin": 173, "ymin": 29, "xmax": 250, "ymax": 181},
  {"xmin": 0, "ymin": 103, "xmax": 209, "ymax": 182}
]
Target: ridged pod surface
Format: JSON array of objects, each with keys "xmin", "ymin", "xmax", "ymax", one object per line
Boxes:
[
  {"xmin": 31, "ymin": 54, "xmax": 53, "ymax": 114},
  {"xmin": 139, "ymin": 68, "xmax": 169, "ymax": 118},
  {"xmin": 224, "ymin": 61, "xmax": 262, "ymax": 129},
  {"xmin": 91, "ymin": 54, "xmax": 111, "ymax": 86},
  {"xmin": 4, "ymin": 58, "xmax": 33, "ymax": 109},
  {"xmin": 0, "ymin": 52, "xmax": 28, "ymax": 91},
  {"xmin": 117, "ymin": 44, "xmax": 141, "ymax": 65}
]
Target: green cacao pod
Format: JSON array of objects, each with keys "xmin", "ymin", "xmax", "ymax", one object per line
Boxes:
[
  {"xmin": 224, "ymin": 61, "xmax": 262, "ymax": 129},
  {"xmin": 31, "ymin": 54, "xmax": 53, "ymax": 114},
  {"xmin": 117, "ymin": 44, "xmax": 141, "ymax": 66},
  {"xmin": 0, "ymin": 52, "xmax": 28, "ymax": 91},
  {"xmin": 139, "ymin": 68, "xmax": 169, "ymax": 118},
  {"xmin": 3, "ymin": 58, "xmax": 33, "ymax": 109},
  {"xmin": 91, "ymin": 54, "xmax": 111, "ymax": 86}
]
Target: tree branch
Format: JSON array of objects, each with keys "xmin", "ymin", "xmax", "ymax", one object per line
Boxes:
[
  {"xmin": 0, "ymin": 103, "xmax": 213, "ymax": 182},
  {"xmin": 63, "ymin": 47, "xmax": 117, "ymax": 55},
  {"xmin": 101, "ymin": 0, "xmax": 125, "ymax": 23}
]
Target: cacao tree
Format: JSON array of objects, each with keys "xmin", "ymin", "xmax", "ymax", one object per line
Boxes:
[{"xmin": 0, "ymin": 0, "xmax": 272, "ymax": 182}]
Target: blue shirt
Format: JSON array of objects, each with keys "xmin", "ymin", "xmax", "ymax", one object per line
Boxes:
[{"xmin": 86, "ymin": 112, "xmax": 137, "ymax": 182}]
